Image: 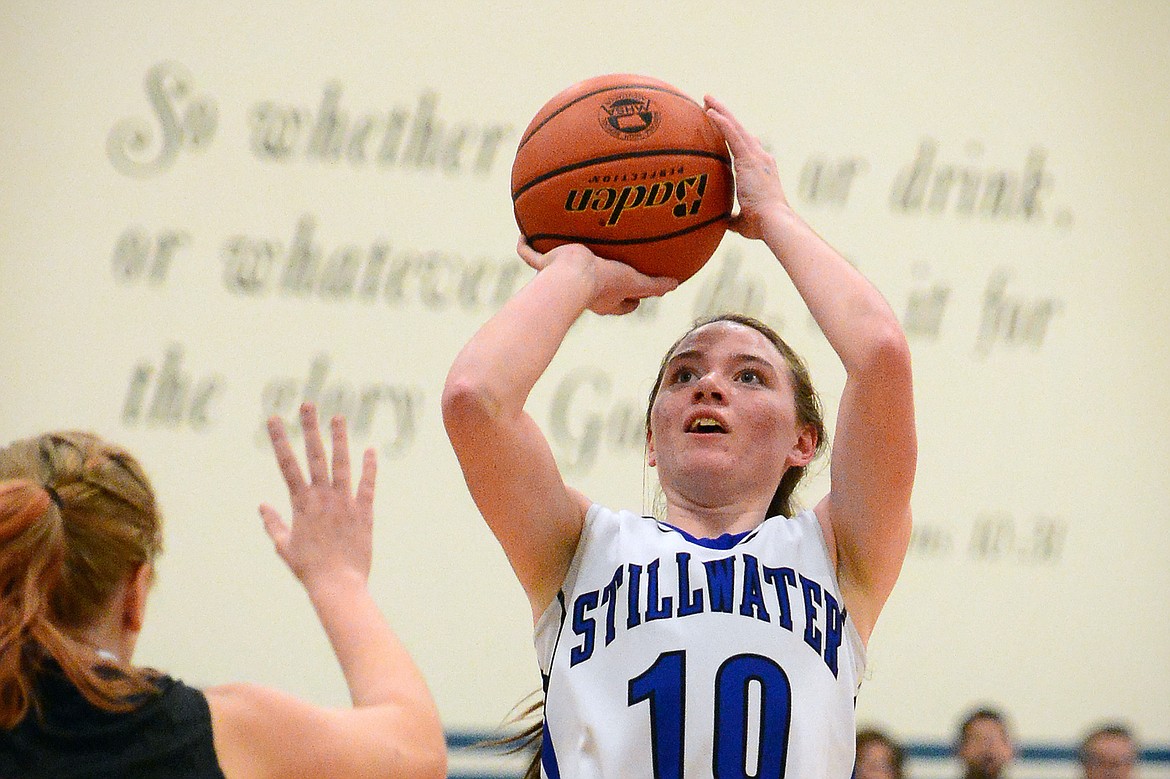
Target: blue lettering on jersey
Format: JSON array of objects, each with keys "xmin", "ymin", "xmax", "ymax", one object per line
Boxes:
[
  {"xmin": 823, "ymin": 589, "xmax": 845, "ymax": 677},
  {"xmin": 570, "ymin": 590, "xmax": 599, "ymax": 666},
  {"xmin": 800, "ymin": 575, "xmax": 823, "ymax": 656},
  {"xmin": 645, "ymin": 558, "xmax": 673, "ymax": 621},
  {"xmin": 738, "ymin": 554, "xmax": 770, "ymax": 622},
  {"xmin": 626, "ymin": 563, "xmax": 642, "ymax": 629},
  {"xmin": 566, "ymin": 552, "xmax": 846, "ymax": 676},
  {"xmin": 601, "ymin": 565, "xmax": 624, "ymax": 646},
  {"xmin": 763, "ymin": 565, "xmax": 797, "ymax": 630},
  {"xmin": 675, "ymin": 552, "xmax": 704, "ymax": 617},
  {"xmin": 703, "ymin": 556, "xmax": 736, "ymax": 613}
]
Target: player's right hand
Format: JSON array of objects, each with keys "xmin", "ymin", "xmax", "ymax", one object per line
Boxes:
[{"xmin": 517, "ymin": 238, "xmax": 678, "ymax": 316}]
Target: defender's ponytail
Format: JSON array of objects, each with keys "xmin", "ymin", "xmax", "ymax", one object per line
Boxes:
[{"xmin": 0, "ymin": 480, "xmax": 66, "ymax": 727}]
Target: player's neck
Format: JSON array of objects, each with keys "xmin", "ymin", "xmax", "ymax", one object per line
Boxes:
[{"xmin": 663, "ymin": 499, "xmax": 767, "ymax": 540}]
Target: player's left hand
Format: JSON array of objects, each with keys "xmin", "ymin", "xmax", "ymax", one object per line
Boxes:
[{"xmin": 704, "ymin": 94, "xmax": 791, "ymax": 240}]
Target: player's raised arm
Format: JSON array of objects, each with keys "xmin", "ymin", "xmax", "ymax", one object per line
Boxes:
[
  {"xmin": 442, "ymin": 241, "xmax": 676, "ymax": 617},
  {"xmin": 705, "ymin": 95, "xmax": 917, "ymax": 642}
]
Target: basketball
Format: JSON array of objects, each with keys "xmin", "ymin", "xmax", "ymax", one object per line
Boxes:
[{"xmin": 511, "ymin": 74, "xmax": 734, "ymax": 283}]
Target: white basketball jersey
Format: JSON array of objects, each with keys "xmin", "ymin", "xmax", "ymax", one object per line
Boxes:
[{"xmin": 534, "ymin": 504, "xmax": 865, "ymax": 778}]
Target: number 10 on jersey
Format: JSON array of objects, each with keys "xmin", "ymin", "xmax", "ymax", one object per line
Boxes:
[{"xmin": 628, "ymin": 651, "xmax": 793, "ymax": 779}]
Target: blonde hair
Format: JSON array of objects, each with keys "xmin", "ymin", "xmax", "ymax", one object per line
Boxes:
[{"xmin": 0, "ymin": 431, "xmax": 163, "ymax": 728}]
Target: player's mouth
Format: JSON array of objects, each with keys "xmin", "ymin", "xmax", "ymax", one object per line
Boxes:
[{"xmin": 686, "ymin": 416, "xmax": 727, "ymax": 434}]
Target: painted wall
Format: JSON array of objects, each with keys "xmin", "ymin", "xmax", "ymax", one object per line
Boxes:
[{"xmin": 2, "ymin": 0, "xmax": 1167, "ymax": 757}]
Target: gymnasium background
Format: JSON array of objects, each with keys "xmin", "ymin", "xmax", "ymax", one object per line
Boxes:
[{"xmin": 2, "ymin": 3, "xmax": 1167, "ymax": 777}]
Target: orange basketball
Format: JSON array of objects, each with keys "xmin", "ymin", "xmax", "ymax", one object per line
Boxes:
[{"xmin": 511, "ymin": 74, "xmax": 733, "ymax": 283}]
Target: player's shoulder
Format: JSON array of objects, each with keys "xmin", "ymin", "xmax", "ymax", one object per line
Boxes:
[
  {"xmin": 573, "ymin": 504, "xmax": 665, "ymax": 562},
  {"xmin": 580, "ymin": 502, "xmax": 657, "ymax": 533}
]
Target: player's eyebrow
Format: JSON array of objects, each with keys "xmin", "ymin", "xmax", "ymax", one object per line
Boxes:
[
  {"xmin": 666, "ymin": 348, "xmax": 703, "ymax": 364},
  {"xmin": 666, "ymin": 350, "xmax": 779, "ymax": 371}
]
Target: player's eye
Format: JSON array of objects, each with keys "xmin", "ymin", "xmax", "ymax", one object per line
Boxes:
[
  {"xmin": 672, "ymin": 367, "xmax": 697, "ymax": 384},
  {"xmin": 736, "ymin": 369, "xmax": 762, "ymax": 385}
]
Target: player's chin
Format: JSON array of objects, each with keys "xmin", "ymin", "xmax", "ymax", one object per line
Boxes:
[{"xmin": 674, "ymin": 447, "xmax": 739, "ymax": 477}]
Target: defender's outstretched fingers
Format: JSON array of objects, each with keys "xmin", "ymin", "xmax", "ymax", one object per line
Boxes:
[
  {"xmin": 331, "ymin": 415, "xmax": 352, "ymax": 493},
  {"xmin": 267, "ymin": 415, "xmax": 307, "ymax": 494},
  {"xmin": 355, "ymin": 448, "xmax": 377, "ymax": 514},
  {"xmin": 299, "ymin": 402, "xmax": 329, "ymax": 486},
  {"xmin": 258, "ymin": 503, "xmax": 291, "ymax": 558}
]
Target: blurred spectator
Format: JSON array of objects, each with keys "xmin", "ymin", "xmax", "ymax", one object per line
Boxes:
[
  {"xmin": 856, "ymin": 726, "xmax": 905, "ymax": 779},
  {"xmin": 956, "ymin": 707, "xmax": 1015, "ymax": 779},
  {"xmin": 1079, "ymin": 723, "xmax": 1138, "ymax": 779}
]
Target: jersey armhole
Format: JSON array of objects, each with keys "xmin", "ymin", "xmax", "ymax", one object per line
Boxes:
[
  {"xmin": 534, "ymin": 503, "xmax": 607, "ymax": 670},
  {"xmin": 801, "ymin": 507, "xmax": 868, "ymax": 687}
]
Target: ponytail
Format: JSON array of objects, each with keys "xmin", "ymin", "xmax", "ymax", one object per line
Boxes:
[{"xmin": 0, "ymin": 480, "xmax": 67, "ymax": 727}]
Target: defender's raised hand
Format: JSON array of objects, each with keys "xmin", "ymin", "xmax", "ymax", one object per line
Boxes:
[
  {"xmin": 260, "ymin": 402, "xmax": 377, "ymax": 590},
  {"xmin": 238, "ymin": 401, "xmax": 445, "ymax": 777}
]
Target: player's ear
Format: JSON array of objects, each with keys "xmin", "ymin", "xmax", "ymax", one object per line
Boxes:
[
  {"xmin": 123, "ymin": 563, "xmax": 152, "ymax": 633},
  {"xmin": 785, "ymin": 423, "xmax": 817, "ymax": 468},
  {"xmin": 646, "ymin": 427, "xmax": 657, "ymax": 468}
]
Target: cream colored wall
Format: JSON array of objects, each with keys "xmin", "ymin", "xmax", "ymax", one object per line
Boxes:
[{"xmin": 2, "ymin": 1, "xmax": 1167, "ymax": 747}]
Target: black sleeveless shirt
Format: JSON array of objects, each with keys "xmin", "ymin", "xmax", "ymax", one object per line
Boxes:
[{"xmin": 1, "ymin": 666, "xmax": 226, "ymax": 779}]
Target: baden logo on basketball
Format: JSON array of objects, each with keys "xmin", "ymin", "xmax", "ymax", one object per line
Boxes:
[
  {"xmin": 598, "ymin": 93, "xmax": 661, "ymax": 140},
  {"xmin": 565, "ymin": 172, "xmax": 709, "ymax": 226}
]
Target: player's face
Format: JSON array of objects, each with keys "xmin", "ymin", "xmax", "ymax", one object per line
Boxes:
[{"xmin": 647, "ymin": 321, "xmax": 811, "ymax": 512}]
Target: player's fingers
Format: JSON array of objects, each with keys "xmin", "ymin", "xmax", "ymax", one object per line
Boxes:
[
  {"xmin": 706, "ymin": 99, "xmax": 772, "ymax": 165},
  {"xmin": 641, "ymin": 275, "xmax": 680, "ymax": 299},
  {"xmin": 517, "ymin": 237, "xmax": 549, "ymax": 270},
  {"xmin": 704, "ymin": 95, "xmax": 751, "ymax": 139},
  {"xmin": 703, "ymin": 93, "xmax": 731, "ymax": 115},
  {"xmin": 267, "ymin": 415, "xmax": 307, "ymax": 493},
  {"xmin": 259, "ymin": 504, "xmax": 291, "ymax": 557},
  {"xmin": 726, "ymin": 212, "xmax": 761, "ymax": 237},
  {"xmin": 622, "ymin": 267, "xmax": 679, "ymax": 300},
  {"xmin": 355, "ymin": 448, "xmax": 377, "ymax": 516},
  {"xmin": 330, "ymin": 415, "xmax": 352, "ymax": 493},
  {"xmin": 615, "ymin": 298, "xmax": 640, "ymax": 316},
  {"xmin": 300, "ymin": 403, "xmax": 330, "ymax": 485},
  {"xmin": 704, "ymin": 98, "xmax": 743, "ymax": 143}
]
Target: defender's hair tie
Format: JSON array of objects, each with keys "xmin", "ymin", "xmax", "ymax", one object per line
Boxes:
[{"xmin": 44, "ymin": 484, "xmax": 63, "ymax": 509}]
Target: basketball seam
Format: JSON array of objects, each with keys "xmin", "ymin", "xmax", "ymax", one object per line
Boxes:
[
  {"xmin": 524, "ymin": 212, "xmax": 731, "ymax": 247},
  {"xmin": 516, "ymin": 83, "xmax": 697, "ymax": 152},
  {"xmin": 512, "ymin": 149, "xmax": 732, "ymax": 201}
]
